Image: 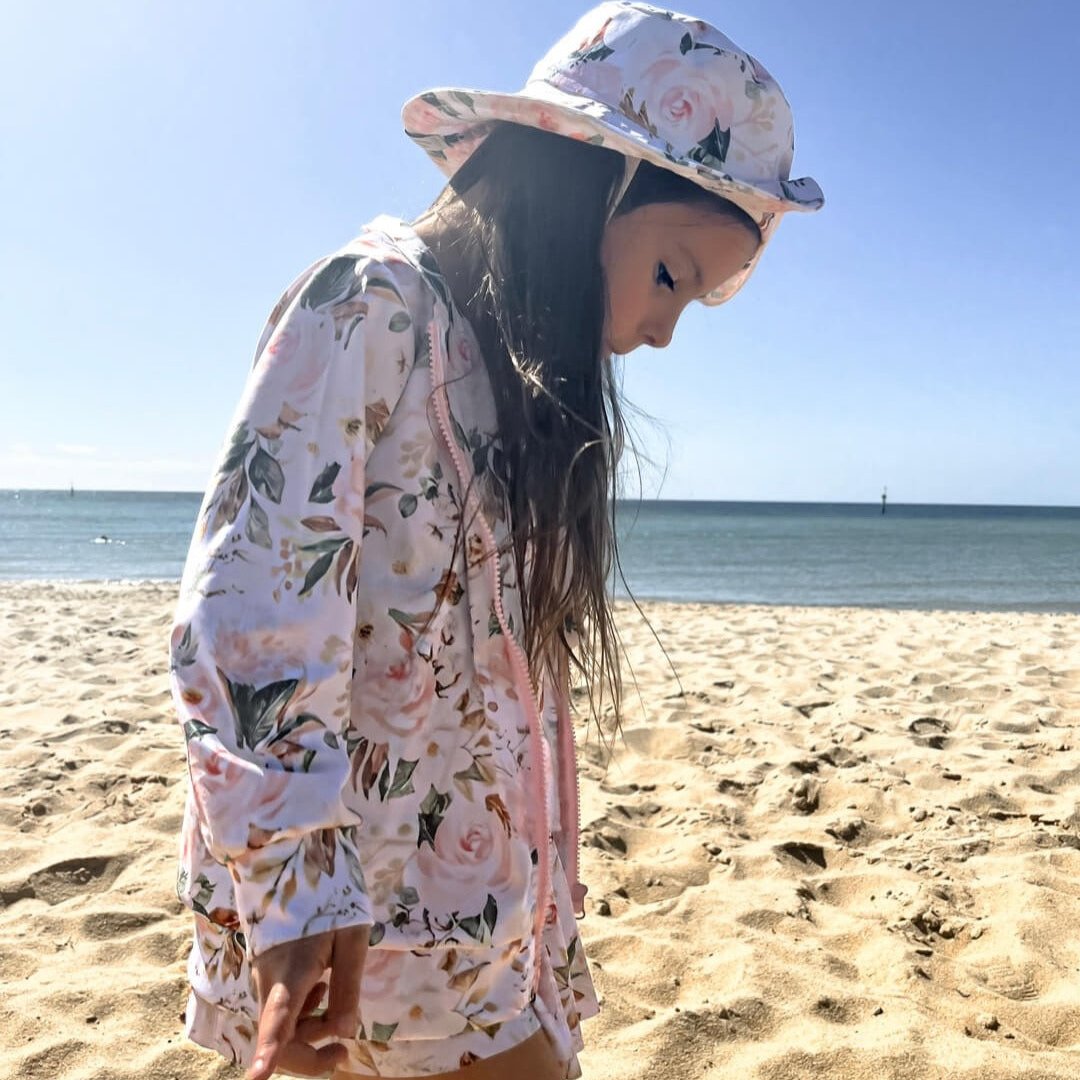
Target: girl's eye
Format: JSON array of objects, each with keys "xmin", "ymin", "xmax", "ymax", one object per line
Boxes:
[{"xmin": 656, "ymin": 262, "xmax": 675, "ymax": 291}]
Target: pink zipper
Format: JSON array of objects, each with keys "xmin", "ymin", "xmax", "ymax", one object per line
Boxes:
[
  {"xmin": 554, "ymin": 681, "xmax": 587, "ymax": 918},
  {"xmin": 426, "ymin": 321, "xmax": 552, "ymax": 994}
]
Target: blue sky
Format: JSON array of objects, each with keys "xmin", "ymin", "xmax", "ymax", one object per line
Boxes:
[{"xmin": 3, "ymin": 1, "xmax": 1078, "ymax": 503}]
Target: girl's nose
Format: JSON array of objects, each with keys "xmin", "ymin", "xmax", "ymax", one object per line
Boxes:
[{"xmin": 642, "ymin": 319, "xmax": 675, "ymax": 350}]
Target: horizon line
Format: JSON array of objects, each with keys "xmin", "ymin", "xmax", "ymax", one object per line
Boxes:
[{"xmin": 4, "ymin": 488, "xmax": 1080, "ymax": 511}]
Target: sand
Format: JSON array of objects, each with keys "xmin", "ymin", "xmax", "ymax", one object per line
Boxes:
[{"xmin": 2, "ymin": 582, "xmax": 1080, "ymax": 1079}]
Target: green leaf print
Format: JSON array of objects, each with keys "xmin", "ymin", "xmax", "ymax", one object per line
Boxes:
[
  {"xmin": 687, "ymin": 119, "xmax": 731, "ymax": 168},
  {"xmin": 364, "ymin": 275, "xmax": 405, "ymax": 304},
  {"xmin": 571, "ymin": 42, "xmax": 614, "ymax": 64},
  {"xmin": 680, "ymin": 31, "xmax": 693, "ymax": 54},
  {"xmin": 246, "ymin": 497, "xmax": 272, "ymax": 549},
  {"xmin": 458, "ymin": 913, "xmax": 484, "ymax": 940},
  {"xmin": 218, "ymin": 671, "xmax": 300, "ymax": 750},
  {"xmin": 301, "ymin": 748, "xmax": 316, "ymax": 772},
  {"xmin": 420, "ymin": 90, "xmax": 461, "ymax": 118},
  {"xmin": 397, "ymin": 885, "xmax": 420, "ymax": 907},
  {"xmin": 183, "ymin": 718, "xmax": 218, "ymax": 743},
  {"xmin": 220, "ymin": 421, "xmax": 253, "ymax": 472},
  {"xmin": 298, "ymin": 536, "xmax": 349, "ymax": 556},
  {"xmin": 387, "ymin": 310, "xmax": 412, "ymax": 332},
  {"xmin": 364, "ymin": 481, "xmax": 405, "ymax": 498},
  {"xmin": 216, "ymin": 466, "xmax": 249, "ymax": 529},
  {"xmin": 483, "ymin": 894, "xmax": 498, "ymax": 935},
  {"xmin": 269, "ymin": 711, "xmax": 321, "ymax": 745},
  {"xmin": 368, "ymin": 922, "xmax": 385, "ymax": 946},
  {"xmin": 190, "ymin": 873, "xmax": 216, "ymax": 917},
  {"xmin": 370, "ymin": 1021, "xmax": 398, "ymax": 1043},
  {"xmin": 299, "ymin": 550, "xmax": 335, "ymax": 596},
  {"xmin": 308, "ymin": 462, "xmax": 340, "ymax": 504},
  {"xmin": 417, "ymin": 785, "xmax": 451, "ymax": 848},
  {"xmin": 453, "ymin": 760, "xmax": 485, "ymax": 798},
  {"xmin": 249, "ymin": 447, "xmax": 285, "ymax": 504},
  {"xmin": 398, "ymin": 493, "xmax": 418, "ymax": 518},
  {"xmin": 389, "ymin": 608, "xmax": 433, "ymax": 632},
  {"xmin": 450, "ymin": 414, "xmax": 470, "ymax": 452},
  {"xmin": 386, "ymin": 758, "xmax": 418, "ymax": 799},
  {"xmin": 302, "ymin": 255, "xmax": 361, "ymax": 311},
  {"xmin": 173, "ymin": 623, "xmax": 197, "ymax": 668}
]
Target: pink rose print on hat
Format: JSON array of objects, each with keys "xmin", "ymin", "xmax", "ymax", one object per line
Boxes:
[{"xmin": 636, "ymin": 54, "xmax": 735, "ymax": 153}]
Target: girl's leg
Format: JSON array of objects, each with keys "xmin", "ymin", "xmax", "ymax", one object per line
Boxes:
[{"xmin": 330, "ymin": 1026, "xmax": 567, "ymax": 1080}]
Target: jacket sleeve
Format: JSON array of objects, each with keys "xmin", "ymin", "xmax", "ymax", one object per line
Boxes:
[{"xmin": 170, "ymin": 250, "xmax": 417, "ymax": 959}]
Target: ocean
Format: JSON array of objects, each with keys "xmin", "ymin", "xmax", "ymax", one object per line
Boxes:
[{"xmin": 3, "ymin": 489, "xmax": 1080, "ymax": 612}]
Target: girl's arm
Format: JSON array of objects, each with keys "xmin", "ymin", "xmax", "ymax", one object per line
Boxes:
[{"xmin": 170, "ymin": 251, "xmax": 416, "ymax": 960}]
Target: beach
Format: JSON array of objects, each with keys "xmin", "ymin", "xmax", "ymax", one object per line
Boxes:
[{"xmin": 2, "ymin": 582, "xmax": 1080, "ymax": 1079}]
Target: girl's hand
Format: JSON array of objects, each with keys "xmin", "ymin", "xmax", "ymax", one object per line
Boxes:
[{"xmin": 246, "ymin": 925, "xmax": 370, "ymax": 1080}]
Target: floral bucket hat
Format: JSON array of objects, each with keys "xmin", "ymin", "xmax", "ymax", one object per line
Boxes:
[{"xmin": 402, "ymin": 0, "xmax": 823, "ymax": 304}]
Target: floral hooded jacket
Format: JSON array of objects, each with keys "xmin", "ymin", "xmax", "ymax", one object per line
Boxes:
[{"xmin": 170, "ymin": 216, "xmax": 595, "ymax": 1061}]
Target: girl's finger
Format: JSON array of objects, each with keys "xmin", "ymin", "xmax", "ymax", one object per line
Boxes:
[
  {"xmin": 300, "ymin": 979, "xmax": 329, "ymax": 1017},
  {"xmin": 247, "ymin": 979, "xmax": 307, "ymax": 1080},
  {"xmin": 324, "ymin": 928, "xmax": 368, "ymax": 1038},
  {"xmin": 293, "ymin": 1011, "xmax": 348, "ymax": 1047},
  {"xmin": 273, "ymin": 1038, "xmax": 349, "ymax": 1078}
]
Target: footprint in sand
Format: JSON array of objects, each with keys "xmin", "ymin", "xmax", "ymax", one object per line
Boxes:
[
  {"xmin": 957, "ymin": 790, "xmax": 1024, "ymax": 820},
  {"xmin": 991, "ymin": 717, "xmax": 1039, "ymax": 734},
  {"xmin": 908, "ymin": 717, "xmax": 950, "ymax": 750},
  {"xmin": 79, "ymin": 909, "xmax": 168, "ymax": 939},
  {"xmin": 609, "ymin": 801, "xmax": 663, "ymax": 823},
  {"xmin": 2, "ymin": 854, "xmax": 130, "ymax": 907},
  {"xmin": 926, "ymin": 685, "xmax": 965, "ymax": 704},
  {"xmin": 715, "ymin": 768, "xmax": 766, "ymax": 796},
  {"xmin": 81, "ymin": 673, "xmax": 117, "ymax": 686},
  {"xmin": 585, "ymin": 797, "xmax": 673, "ymax": 859},
  {"xmin": 583, "ymin": 823, "xmax": 630, "ymax": 857},
  {"xmin": 773, "ymin": 841, "xmax": 828, "ymax": 870},
  {"xmin": 651, "ymin": 998, "xmax": 774, "ymax": 1054},
  {"xmin": 969, "ymin": 958, "xmax": 1041, "ymax": 1001}
]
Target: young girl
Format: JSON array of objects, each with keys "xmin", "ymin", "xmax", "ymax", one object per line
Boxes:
[{"xmin": 169, "ymin": 4, "xmax": 822, "ymax": 1078}]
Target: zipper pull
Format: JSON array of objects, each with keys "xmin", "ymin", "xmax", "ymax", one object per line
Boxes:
[{"xmin": 571, "ymin": 881, "xmax": 588, "ymax": 919}]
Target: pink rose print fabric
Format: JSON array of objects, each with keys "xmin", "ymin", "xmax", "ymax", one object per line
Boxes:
[{"xmin": 171, "ymin": 216, "xmax": 597, "ymax": 1077}]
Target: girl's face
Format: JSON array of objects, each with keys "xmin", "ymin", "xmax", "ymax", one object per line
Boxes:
[{"xmin": 600, "ymin": 202, "xmax": 761, "ymax": 355}]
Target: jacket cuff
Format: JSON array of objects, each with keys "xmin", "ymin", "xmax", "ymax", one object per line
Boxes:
[{"xmin": 230, "ymin": 826, "xmax": 373, "ymax": 960}]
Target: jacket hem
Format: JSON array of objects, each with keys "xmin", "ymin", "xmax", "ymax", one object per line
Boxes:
[{"xmin": 182, "ymin": 987, "xmax": 579, "ymax": 1077}]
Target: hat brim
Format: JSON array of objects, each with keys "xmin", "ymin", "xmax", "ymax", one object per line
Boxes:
[{"xmin": 402, "ymin": 80, "xmax": 823, "ymax": 305}]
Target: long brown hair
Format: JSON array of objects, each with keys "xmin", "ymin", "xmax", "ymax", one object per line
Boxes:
[{"xmin": 426, "ymin": 122, "xmax": 759, "ymax": 737}]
